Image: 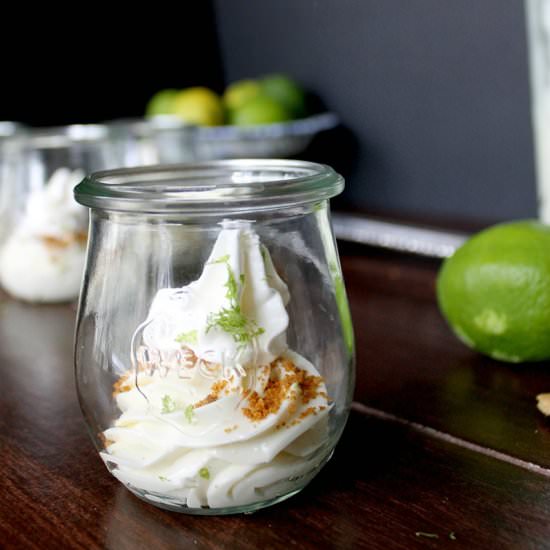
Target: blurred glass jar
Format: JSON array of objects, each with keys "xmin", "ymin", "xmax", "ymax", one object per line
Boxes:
[
  {"xmin": 106, "ymin": 118, "xmax": 197, "ymax": 167},
  {"xmin": 74, "ymin": 160, "xmax": 355, "ymax": 514},
  {"xmin": 0, "ymin": 124, "xmax": 116, "ymax": 303},
  {"xmin": 0, "ymin": 122, "xmax": 27, "ymax": 244}
]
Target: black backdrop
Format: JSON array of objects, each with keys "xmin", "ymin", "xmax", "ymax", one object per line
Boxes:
[{"xmin": 0, "ymin": 3, "xmax": 224, "ymax": 126}]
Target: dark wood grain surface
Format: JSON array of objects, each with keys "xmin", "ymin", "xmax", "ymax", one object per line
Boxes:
[{"xmin": 2, "ymin": 244, "xmax": 550, "ymax": 549}]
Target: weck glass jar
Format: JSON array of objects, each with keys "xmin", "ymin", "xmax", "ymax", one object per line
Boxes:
[{"xmin": 74, "ymin": 160, "xmax": 355, "ymax": 515}]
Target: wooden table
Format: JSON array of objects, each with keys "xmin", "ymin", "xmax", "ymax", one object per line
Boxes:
[{"xmin": 2, "ymin": 242, "xmax": 550, "ymax": 549}]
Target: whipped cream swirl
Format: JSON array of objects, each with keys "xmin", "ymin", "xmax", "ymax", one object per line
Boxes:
[{"xmin": 101, "ymin": 222, "xmax": 331, "ymax": 510}]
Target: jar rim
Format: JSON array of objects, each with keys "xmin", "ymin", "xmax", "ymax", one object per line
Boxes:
[
  {"xmin": 24, "ymin": 124, "xmax": 110, "ymax": 149},
  {"xmin": 74, "ymin": 159, "xmax": 344, "ymax": 213}
]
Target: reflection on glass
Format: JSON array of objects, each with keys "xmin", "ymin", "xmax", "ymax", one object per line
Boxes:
[{"xmin": 527, "ymin": 0, "xmax": 550, "ymax": 221}]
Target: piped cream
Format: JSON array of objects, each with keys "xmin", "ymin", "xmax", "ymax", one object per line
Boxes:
[{"xmin": 101, "ymin": 221, "xmax": 331, "ymax": 509}]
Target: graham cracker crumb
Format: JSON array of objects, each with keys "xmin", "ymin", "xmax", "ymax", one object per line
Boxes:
[
  {"xmin": 74, "ymin": 231, "xmax": 88, "ymax": 245},
  {"xmin": 299, "ymin": 407, "xmax": 317, "ymax": 420},
  {"xmin": 41, "ymin": 231, "xmax": 88, "ymax": 250},
  {"xmin": 98, "ymin": 432, "xmax": 114, "ymax": 449},
  {"xmin": 113, "ymin": 372, "xmax": 133, "ymax": 397},
  {"xmin": 42, "ymin": 235, "xmax": 70, "ymax": 249},
  {"xmin": 242, "ymin": 357, "xmax": 327, "ymax": 422},
  {"xmin": 194, "ymin": 380, "xmax": 228, "ymax": 409}
]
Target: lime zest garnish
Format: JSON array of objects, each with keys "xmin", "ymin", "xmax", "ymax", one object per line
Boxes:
[
  {"xmin": 184, "ymin": 404, "xmax": 195, "ymax": 423},
  {"xmin": 161, "ymin": 395, "xmax": 177, "ymax": 414},
  {"xmin": 329, "ymin": 261, "xmax": 354, "ymax": 354},
  {"xmin": 209, "ymin": 254, "xmax": 230, "ymax": 265},
  {"xmin": 159, "ymin": 475, "xmax": 168, "ymax": 481},
  {"xmin": 206, "ymin": 255, "xmax": 264, "ymax": 345},
  {"xmin": 260, "ymin": 246, "xmax": 268, "ymax": 264},
  {"xmin": 175, "ymin": 330, "xmax": 198, "ymax": 345},
  {"xmin": 207, "ymin": 307, "xmax": 265, "ymax": 344},
  {"xmin": 199, "ymin": 467, "xmax": 210, "ymax": 480}
]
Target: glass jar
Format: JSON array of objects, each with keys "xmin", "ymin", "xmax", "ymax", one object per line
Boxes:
[
  {"xmin": 74, "ymin": 160, "xmax": 355, "ymax": 515},
  {"xmin": 0, "ymin": 122, "xmax": 27, "ymax": 245},
  {"xmin": 0, "ymin": 124, "xmax": 117, "ymax": 303}
]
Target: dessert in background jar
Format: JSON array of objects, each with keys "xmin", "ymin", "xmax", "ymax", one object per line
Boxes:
[
  {"xmin": 0, "ymin": 168, "xmax": 87, "ymax": 302},
  {"xmin": 0, "ymin": 124, "xmax": 114, "ymax": 302}
]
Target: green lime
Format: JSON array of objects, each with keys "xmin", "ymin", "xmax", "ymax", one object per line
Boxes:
[
  {"xmin": 228, "ymin": 95, "xmax": 291, "ymax": 126},
  {"xmin": 437, "ymin": 220, "xmax": 550, "ymax": 363},
  {"xmin": 223, "ymin": 79, "xmax": 261, "ymax": 112},
  {"xmin": 145, "ymin": 89, "xmax": 178, "ymax": 117},
  {"xmin": 260, "ymin": 74, "xmax": 306, "ymax": 118},
  {"xmin": 172, "ymin": 87, "xmax": 224, "ymax": 126}
]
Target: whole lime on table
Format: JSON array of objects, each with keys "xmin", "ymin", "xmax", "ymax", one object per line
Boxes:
[
  {"xmin": 228, "ymin": 95, "xmax": 291, "ymax": 126},
  {"xmin": 172, "ymin": 87, "xmax": 225, "ymax": 126},
  {"xmin": 436, "ymin": 220, "xmax": 550, "ymax": 363}
]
